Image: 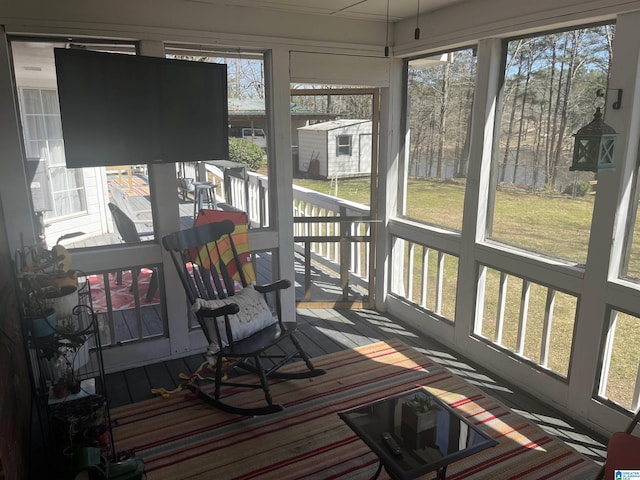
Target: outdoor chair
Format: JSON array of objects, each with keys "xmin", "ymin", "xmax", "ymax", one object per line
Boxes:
[
  {"xmin": 162, "ymin": 215, "xmax": 326, "ymax": 415},
  {"xmin": 108, "ymin": 183, "xmax": 153, "ymax": 232},
  {"xmin": 108, "ymin": 202, "xmax": 158, "ymax": 302},
  {"xmin": 597, "ymin": 407, "xmax": 640, "ymax": 479}
]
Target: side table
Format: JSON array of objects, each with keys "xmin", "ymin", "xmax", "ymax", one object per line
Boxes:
[{"xmin": 338, "ymin": 387, "xmax": 497, "ymax": 480}]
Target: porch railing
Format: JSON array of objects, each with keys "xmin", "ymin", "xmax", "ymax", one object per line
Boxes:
[
  {"xmin": 292, "ymin": 186, "xmax": 372, "ymax": 304},
  {"xmin": 196, "ymin": 162, "xmax": 373, "ymax": 303},
  {"xmin": 389, "ymin": 230, "xmax": 575, "ymax": 380},
  {"xmin": 389, "ymin": 234, "xmax": 459, "ymax": 321}
]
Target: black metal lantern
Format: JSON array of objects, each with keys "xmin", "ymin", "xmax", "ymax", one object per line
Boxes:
[{"xmin": 570, "ymin": 107, "xmax": 617, "ymax": 172}]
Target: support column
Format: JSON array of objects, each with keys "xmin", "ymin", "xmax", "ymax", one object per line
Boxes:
[
  {"xmin": 0, "ymin": 27, "xmax": 37, "ymax": 252},
  {"xmin": 374, "ymin": 57, "xmax": 403, "ymax": 311},
  {"xmin": 265, "ymin": 47, "xmax": 296, "ymax": 320},
  {"xmin": 568, "ymin": 11, "xmax": 640, "ymax": 428},
  {"xmin": 455, "ymin": 38, "xmax": 503, "ymax": 346},
  {"xmin": 138, "ymin": 40, "xmax": 187, "ymax": 355}
]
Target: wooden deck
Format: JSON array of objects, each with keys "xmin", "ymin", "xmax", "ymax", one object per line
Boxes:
[{"xmin": 104, "ymin": 306, "xmax": 609, "ymax": 466}]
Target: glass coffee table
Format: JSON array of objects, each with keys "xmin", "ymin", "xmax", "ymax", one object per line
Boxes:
[{"xmin": 338, "ymin": 387, "xmax": 497, "ymax": 480}]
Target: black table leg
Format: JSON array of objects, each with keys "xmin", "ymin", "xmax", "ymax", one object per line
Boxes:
[
  {"xmin": 435, "ymin": 465, "xmax": 448, "ymax": 480},
  {"xmin": 370, "ymin": 459, "xmax": 449, "ymax": 480},
  {"xmin": 369, "ymin": 460, "xmax": 383, "ymax": 480}
]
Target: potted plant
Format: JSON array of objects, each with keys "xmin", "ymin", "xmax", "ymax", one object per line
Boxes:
[
  {"xmin": 37, "ymin": 323, "xmax": 88, "ymax": 397},
  {"xmin": 401, "ymin": 392, "xmax": 441, "ymax": 432},
  {"xmin": 15, "ymin": 240, "xmax": 89, "ymax": 396},
  {"xmin": 16, "ymin": 240, "xmax": 79, "ymax": 332}
]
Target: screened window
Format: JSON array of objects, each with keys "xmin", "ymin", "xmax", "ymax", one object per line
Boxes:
[
  {"xmin": 12, "ymin": 40, "xmax": 146, "ymax": 248},
  {"xmin": 166, "ymin": 48, "xmax": 269, "ymax": 227},
  {"xmin": 622, "ymin": 163, "xmax": 640, "ymax": 282},
  {"xmin": 489, "ymin": 24, "xmax": 615, "ymax": 264},
  {"xmin": 598, "ymin": 309, "xmax": 640, "ymax": 410},
  {"xmin": 404, "ymin": 48, "xmax": 477, "ymax": 231},
  {"xmin": 336, "ymin": 135, "xmax": 352, "ymax": 156},
  {"xmin": 21, "ymin": 88, "xmax": 86, "ymax": 219}
]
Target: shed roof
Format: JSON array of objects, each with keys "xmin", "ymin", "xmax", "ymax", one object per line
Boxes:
[
  {"xmin": 298, "ymin": 119, "xmax": 370, "ymax": 131},
  {"xmin": 228, "ymin": 98, "xmax": 333, "ymax": 118}
]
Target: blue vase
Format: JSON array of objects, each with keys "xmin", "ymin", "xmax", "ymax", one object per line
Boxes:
[{"xmin": 31, "ymin": 308, "xmax": 57, "ymax": 337}]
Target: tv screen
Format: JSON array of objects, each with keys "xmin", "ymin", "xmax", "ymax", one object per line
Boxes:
[{"xmin": 54, "ymin": 48, "xmax": 229, "ymax": 168}]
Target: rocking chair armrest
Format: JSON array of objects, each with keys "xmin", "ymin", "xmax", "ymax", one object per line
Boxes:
[
  {"xmin": 254, "ymin": 279, "xmax": 291, "ymax": 294},
  {"xmin": 195, "ymin": 302, "xmax": 240, "ymax": 318}
]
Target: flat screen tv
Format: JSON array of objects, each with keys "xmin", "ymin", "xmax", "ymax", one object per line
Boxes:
[{"xmin": 54, "ymin": 48, "xmax": 229, "ymax": 168}]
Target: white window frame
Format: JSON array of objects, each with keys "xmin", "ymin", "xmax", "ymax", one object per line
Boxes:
[
  {"xmin": 21, "ymin": 87, "xmax": 86, "ymax": 219},
  {"xmin": 336, "ymin": 134, "xmax": 352, "ymax": 156}
]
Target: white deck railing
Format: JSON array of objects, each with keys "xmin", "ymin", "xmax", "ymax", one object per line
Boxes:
[
  {"xmin": 292, "ymin": 186, "xmax": 371, "ymax": 302},
  {"xmin": 199, "ymin": 163, "xmax": 372, "ymax": 302},
  {"xmin": 388, "ymin": 226, "xmax": 578, "ymax": 381}
]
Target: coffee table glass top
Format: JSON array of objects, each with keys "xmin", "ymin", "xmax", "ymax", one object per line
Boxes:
[{"xmin": 338, "ymin": 387, "xmax": 498, "ymax": 480}]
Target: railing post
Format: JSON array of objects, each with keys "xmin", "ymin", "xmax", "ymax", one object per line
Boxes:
[
  {"xmin": 259, "ymin": 178, "xmax": 266, "ymax": 227},
  {"xmin": 304, "ymin": 241, "xmax": 312, "ymax": 301},
  {"xmin": 339, "ymin": 205, "xmax": 351, "ymax": 301}
]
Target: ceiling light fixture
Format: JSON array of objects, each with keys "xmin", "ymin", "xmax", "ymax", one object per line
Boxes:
[
  {"xmin": 415, "ymin": 0, "xmax": 421, "ymax": 40},
  {"xmin": 384, "ymin": 0, "xmax": 390, "ymax": 57}
]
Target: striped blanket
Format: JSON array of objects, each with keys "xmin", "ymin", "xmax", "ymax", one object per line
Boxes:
[
  {"xmin": 111, "ymin": 339, "xmax": 599, "ymax": 479},
  {"xmin": 193, "ymin": 209, "xmax": 256, "ymax": 284}
]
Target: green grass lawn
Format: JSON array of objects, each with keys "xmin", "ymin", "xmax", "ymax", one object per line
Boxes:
[
  {"xmin": 295, "ymin": 176, "xmax": 640, "ymax": 273},
  {"xmin": 294, "ymin": 177, "xmax": 372, "ymax": 205},
  {"xmin": 293, "ymin": 175, "xmax": 640, "ymax": 408}
]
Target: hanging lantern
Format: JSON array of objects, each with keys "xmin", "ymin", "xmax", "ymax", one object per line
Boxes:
[{"xmin": 570, "ymin": 107, "xmax": 617, "ymax": 172}]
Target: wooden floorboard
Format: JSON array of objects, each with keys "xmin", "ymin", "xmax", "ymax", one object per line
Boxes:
[
  {"xmin": 296, "ymin": 309, "xmax": 350, "ymax": 353},
  {"xmin": 123, "ymin": 367, "xmax": 153, "ymax": 404},
  {"xmin": 183, "ymin": 352, "xmax": 208, "ymax": 373},
  {"xmin": 141, "ymin": 305, "xmax": 163, "ymax": 337},
  {"xmin": 144, "ymin": 362, "xmax": 176, "ymax": 394},
  {"xmin": 113, "ymin": 310, "xmax": 134, "ymax": 343},
  {"xmin": 163, "ymin": 357, "xmax": 193, "ymax": 383},
  {"xmin": 105, "ymin": 371, "xmax": 130, "ymax": 408},
  {"xmin": 292, "ymin": 320, "xmax": 330, "ymax": 358}
]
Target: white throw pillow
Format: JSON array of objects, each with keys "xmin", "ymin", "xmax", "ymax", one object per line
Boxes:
[{"xmin": 192, "ymin": 285, "xmax": 275, "ymax": 354}]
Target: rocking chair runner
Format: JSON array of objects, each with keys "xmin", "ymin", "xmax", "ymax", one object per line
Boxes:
[{"xmin": 162, "ymin": 218, "xmax": 326, "ymax": 416}]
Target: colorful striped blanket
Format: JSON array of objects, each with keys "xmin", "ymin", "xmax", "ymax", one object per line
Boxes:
[{"xmin": 111, "ymin": 339, "xmax": 599, "ymax": 479}]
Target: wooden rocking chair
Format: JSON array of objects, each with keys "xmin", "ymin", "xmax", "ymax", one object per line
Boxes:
[{"xmin": 162, "ymin": 217, "xmax": 326, "ymax": 416}]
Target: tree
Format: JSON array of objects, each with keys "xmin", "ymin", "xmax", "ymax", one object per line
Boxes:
[
  {"xmin": 408, "ymin": 49, "xmax": 477, "ymax": 180},
  {"xmin": 496, "ymin": 24, "xmax": 615, "ymax": 190},
  {"xmin": 228, "ymin": 137, "xmax": 265, "ymax": 171}
]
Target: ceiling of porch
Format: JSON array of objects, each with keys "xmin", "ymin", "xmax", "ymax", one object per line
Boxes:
[{"xmin": 180, "ymin": 0, "xmax": 471, "ymax": 22}]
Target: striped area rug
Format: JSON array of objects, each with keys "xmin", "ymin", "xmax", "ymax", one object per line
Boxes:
[{"xmin": 110, "ymin": 340, "xmax": 599, "ymax": 479}]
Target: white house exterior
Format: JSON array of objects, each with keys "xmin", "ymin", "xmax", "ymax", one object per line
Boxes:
[
  {"xmin": 298, "ymin": 119, "xmax": 372, "ymax": 179},
  {"xmin": 12, "ymin": 41, "xmax": 114, "ymax": 246}
]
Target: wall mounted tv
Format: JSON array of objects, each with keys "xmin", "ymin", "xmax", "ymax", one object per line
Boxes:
[{"xmin": 54, "ymin": 48, "xmax": 229, "ymax": 168}]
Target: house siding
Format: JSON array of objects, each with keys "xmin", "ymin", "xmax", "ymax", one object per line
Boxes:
[
  {"xmin": 327, "ymin": 123, "xmax": 372, "ymax": 178},
  {"xmin": 299, "ymin": 120, "xmax": 372, "ymax": 179},
  {"xmin": 298, "ymin": 129, "xmax": 327, "ymax": 177},
  {"xmin": 38, "ymin": 163, "xmax": 111, "ymax": 246}
]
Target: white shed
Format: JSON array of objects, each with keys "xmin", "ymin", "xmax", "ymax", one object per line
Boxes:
[{"xmin": 297, "ymin": 119, "xmax": 372, "ymax": 179}]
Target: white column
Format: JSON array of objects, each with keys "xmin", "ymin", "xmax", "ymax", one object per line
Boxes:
[
  {"xmin": 138, "ymin": 40, "xmax": 187, "ymax": 355},
  {"xmin": 0, "ymin": 28, "xmax": 37, "ymax": 252},
  {"xmin": 569, "ymin": 11, "xmax": 640, "ymax": 427},
  {"xmin": 375, "ymin": 57, "xmax": 403, "ymax": 311},
  {"xmin": 455, "ymin": 38, "xmax": 503, "ymax": 347},
  {"xmin": 265, "ymin": 47, "xmax": 296, "ymax": 319}
]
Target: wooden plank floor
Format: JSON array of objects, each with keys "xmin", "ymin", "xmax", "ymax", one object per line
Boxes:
[{"xmin": 104, "ymin": 306, "xmax": 608, "ymax": 466}]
